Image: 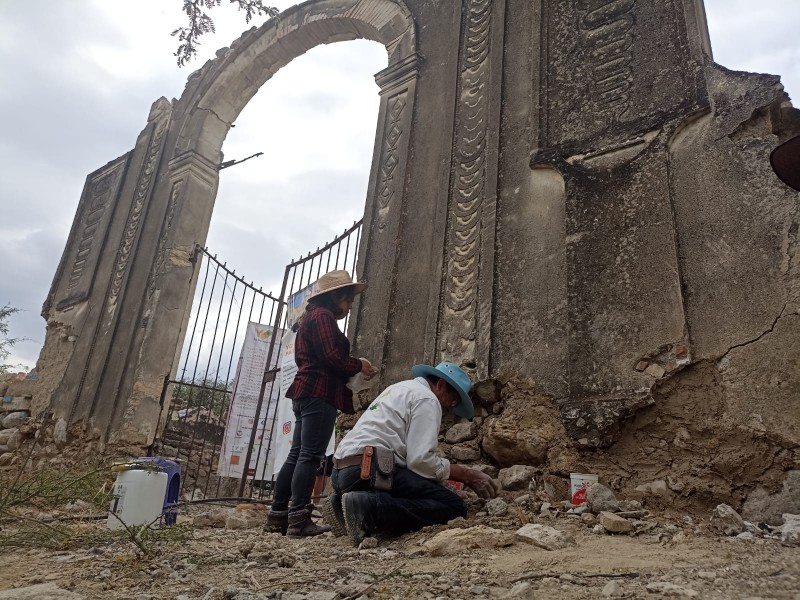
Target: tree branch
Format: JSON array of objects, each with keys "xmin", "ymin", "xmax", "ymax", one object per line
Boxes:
[{"xmin": 172, "ymin": 0, "xmax": 279, "ymax": 67}]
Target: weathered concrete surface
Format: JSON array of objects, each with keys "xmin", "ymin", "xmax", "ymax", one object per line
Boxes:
[{"xmin": 26, "ymin": 0, "xmax": 800, "ymax": 512}]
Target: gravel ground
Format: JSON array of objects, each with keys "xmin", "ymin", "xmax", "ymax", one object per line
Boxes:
[{"xmin": 0, "ymin": 502, "xmax": 798, "ymax": 600}]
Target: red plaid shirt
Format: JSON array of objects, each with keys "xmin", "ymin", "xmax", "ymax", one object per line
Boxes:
[{"xmin": 286, "ymin": 304, "xmax": 362, "ymax": 414}]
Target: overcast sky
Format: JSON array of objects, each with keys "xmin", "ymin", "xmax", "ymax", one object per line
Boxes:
[{"xmin": 1, "ymin": 0, "xmax": 798, "ymax": 370}]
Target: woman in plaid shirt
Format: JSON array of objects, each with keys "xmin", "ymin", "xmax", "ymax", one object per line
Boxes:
[{"xmin": 266, "ymin": 270, "xmax": 377, "ymax": 538}]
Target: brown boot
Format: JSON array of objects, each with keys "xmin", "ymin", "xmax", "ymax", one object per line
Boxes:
[
  {"xmin": 286, "ymin": 507, "xmax": 332, "ymax": 539},
  {"xmin": 263, "ymin": 509, "xmax": 288, "ymax": 535}
]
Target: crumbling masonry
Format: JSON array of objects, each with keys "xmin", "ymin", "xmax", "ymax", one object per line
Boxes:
[{"xmin": 12, "ymin": 0, "xmax": 799, "ymax": 518}]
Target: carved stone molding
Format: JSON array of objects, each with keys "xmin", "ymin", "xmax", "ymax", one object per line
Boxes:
[
  {"xmin": 147, "ymin": 180, "xmax": 183, "ymax": 300},
  {"xmin": 145, "ymin": 153, "xmax": 218, "ymax": 300},
  {"xmin": 353, "ymin": 51, "xmax": 419, "ymax": 375},
  {"xmin": 103, "ymin": 113, "xmax": 171, "ymax": 327},
  {"xmin": 535, "ymin": 0, "xmax": 708, "ymax": 160},
  {"xmin": 375, "ymin": 53, "xmax": 420, "ymax": 91},
  {"xmin": 168, "ymin": 150, "xmax": 219, "ymax": 187},
  {"xmin": 579, "ymin": 0, "xmax": 636, "ymax": 124},
  {"xmin": 68, "ymin": 108, "xmax": 172, "ymax": 423},
  {"xmin": 53, "ymin": 157, "xmax": 128, "ymax": 312},
  {"xmin": 439, "ymin": 0, "xmax": 496, "ymax": 367},
  {"xmin": 374, "ymin": 92, "xmax": 408, "ymax": 229}
]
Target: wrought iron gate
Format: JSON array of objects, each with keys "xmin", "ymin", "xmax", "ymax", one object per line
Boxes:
[{"xmin": 154, "ymin": 220, "xmax": 363, "ymax": 501}]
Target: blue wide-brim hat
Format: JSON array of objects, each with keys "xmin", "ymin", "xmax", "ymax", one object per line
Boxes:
[{"xmin": 411, "ymin": 361, "xmax": 474, "ymax": 420}]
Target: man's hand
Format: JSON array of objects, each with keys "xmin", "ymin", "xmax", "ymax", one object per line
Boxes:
[
  {"xmin": 449, "ymin": 464, "xmax": 500, "ymax": 499},
  {"xmin": 465, "ymin": 469, "xmax": 499, "ymax": 499}
]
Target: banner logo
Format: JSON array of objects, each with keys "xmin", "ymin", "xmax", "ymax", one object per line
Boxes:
[{"xmin": 254, "ymin": 327, "xmax": 273, "ymax": 342}]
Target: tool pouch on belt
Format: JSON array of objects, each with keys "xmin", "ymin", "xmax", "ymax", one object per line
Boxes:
[{"xmin": 359, "ymin": 446, "xmax": 394, "ymax": 491}]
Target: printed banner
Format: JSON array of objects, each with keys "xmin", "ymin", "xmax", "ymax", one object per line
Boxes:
[
  {"xmin": 286, "ymin": 283, "xmax": 318, "ymax": 329},
  {"xmin": 217, "ymin": 322, "xmax": 284, "ymax": 480}
]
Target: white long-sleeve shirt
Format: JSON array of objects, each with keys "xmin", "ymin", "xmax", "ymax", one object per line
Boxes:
[{"xmin": 334, "ymin": 377, "xmax": 450, "ymax": 482}]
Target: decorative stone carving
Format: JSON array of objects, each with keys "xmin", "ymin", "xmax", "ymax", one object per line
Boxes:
[
  {"xmin": 375, "ymin": 92, "xmax": 408, "ymax": 228},
  {"xmin": 147, "ymin": 180, "xmax": 183, "ymax": 299},
  {"xmin": 103, "ymin": 109, "xmax": 170, "ymax": 327},
  {"xmin": 48, "ymin": 157, "xmax": 127, "ymax": 313},
  {"xmin": 353, "ymin": 51, "xmax": 419, "ymax": 376},
  {"xmin": 536, "ymin": 0, "xmax": 707, "ymax": 157},
  {"xmin": 439, "ymin": 0, "xmax": 500, "ymax": 368}
]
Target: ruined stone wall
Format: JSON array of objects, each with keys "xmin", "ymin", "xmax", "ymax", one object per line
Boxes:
[
  {"xmin": 22, "ymin": 0, "xmax": 799, "ymax": 517},
  {"xmin": 354, "ymin": 0, "xmax": 800, "ymax": 518}
]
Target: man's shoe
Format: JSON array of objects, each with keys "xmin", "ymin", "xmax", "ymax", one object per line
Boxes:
[
  {"xmin": 342, "ymin": 491, "xmax": 377, "ymax": 547},
  {"xmin": 286, "ymin": 507, "xmax": 332, "ymax": 538},
  {"xmin": 320, "ymin": 494, "xmax": 346, "ymax": 537},
  {"xmin": 263, "ymin": 509, "xmax": 288, "ymax": 535}
]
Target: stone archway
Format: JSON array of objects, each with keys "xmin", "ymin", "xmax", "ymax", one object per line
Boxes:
[
  {"xmin": 27, "ymin": 0, "xmax": 800, "ymax": 515},
  {"xmin": 40, "ymin": 0, "xmax": 418, "ymax": 446}
]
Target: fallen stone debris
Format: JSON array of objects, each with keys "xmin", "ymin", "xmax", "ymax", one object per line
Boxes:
[{"xmin": 0, "ymin": 467, "xmax": 798, "ymax": 599}]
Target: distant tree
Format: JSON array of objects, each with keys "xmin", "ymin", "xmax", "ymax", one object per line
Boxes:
[
  {"xmin": 173, "ymin": 0, "xmax": 280, "ymax": 67},
  {"xmin": 172, "ymin": 374, "xmax": 234, "ymax": 417},
  {"xmin": 0, "ymin": 305, "xmax": 23, "ymax": 375}
]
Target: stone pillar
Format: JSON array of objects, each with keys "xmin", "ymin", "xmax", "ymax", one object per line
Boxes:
[
  {"xmin": 496, "ymin": 0, "xmax": 715, "ymax": 445},
  {"xmin": 534, "ymin": 0, "xmax": 709, "ymax": 401},
  {"xmin": 353, "ymin": 54, "xmax": 419, "ymax": 375},
  {"xmin": 436, "ymin": 0, "xmax": 506, "ymax": 380},
  {"xmin": 108, "ymin": 151, "xmax": 220, "ymax": 445},
  {"xmin": 43, "ymin": 99, "xmax": 173, "ymax": 440}
]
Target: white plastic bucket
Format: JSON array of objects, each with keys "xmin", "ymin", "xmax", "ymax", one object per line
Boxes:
[
  {"xmin": 107, "ymin": 469, "xmax": 168, "ymax": 530},
  {"xmin": 569, "ymin": 472, "xmax": 598, "ymax": 505}
]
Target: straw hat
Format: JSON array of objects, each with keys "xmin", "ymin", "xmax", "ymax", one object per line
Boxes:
[
  {"xmin": 307, "ymin": 270, "xmax": 367, "ymax": 300},
  {"xmin": 410, "ymin": 361, "xmax": 474, "ymax": 420},
  {"xmin": 770, "ymin": 134, "xmax": 800, "ymax": 191}
]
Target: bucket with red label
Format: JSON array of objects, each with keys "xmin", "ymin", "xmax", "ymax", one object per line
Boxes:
[{"xmin": 569, "ymin": 472, "xmax": 598, "ymax": 505}]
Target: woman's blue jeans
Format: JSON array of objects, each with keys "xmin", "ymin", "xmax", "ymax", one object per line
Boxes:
[{"xmin": 272, "ymin": 397, "xmax": 336, "ymax": 512}]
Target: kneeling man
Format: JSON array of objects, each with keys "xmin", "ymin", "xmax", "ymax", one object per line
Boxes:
[{"xmin": 325, "ymin": 361, "xmax": 498, "ymax": 545}]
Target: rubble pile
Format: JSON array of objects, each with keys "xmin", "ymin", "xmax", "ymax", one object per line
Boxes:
[{"xmin": 1, "ymin": 484, "xmax": 798, "ymax": 600}]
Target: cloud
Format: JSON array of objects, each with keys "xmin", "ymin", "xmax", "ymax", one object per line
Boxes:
[
  {"xmin": 1, "ymin": 0, "xmax": 797, "ymax": 373},
  {"xmin": 705, "ymin": 0, "xmax": 799, "ymax": 99}
]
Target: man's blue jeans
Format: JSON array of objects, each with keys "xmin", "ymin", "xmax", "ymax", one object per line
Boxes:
[
  {"xmin": 331, "ymin": 464, "xmax": 467, "ymax": 533},
  {"xmin": 272, "ymin": 397, "xmax": 336, "ymax": 512}
]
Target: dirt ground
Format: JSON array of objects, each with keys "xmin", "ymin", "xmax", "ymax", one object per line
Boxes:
[{"xmin": 1, "ymin": 502, "xmax": 798, "ymax": 600}]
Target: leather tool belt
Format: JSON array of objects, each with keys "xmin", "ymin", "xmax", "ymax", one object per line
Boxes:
[
  {"xmin": 333, "ymin": 447, "xmax": 394, "ymax": 491},
  {"xmin": 362, "ymin": 446, "xmax": 394, "ymax": 491},
  {"xmin": 332, "ymin": 454, "xmax": 364, "ymax": 469}
]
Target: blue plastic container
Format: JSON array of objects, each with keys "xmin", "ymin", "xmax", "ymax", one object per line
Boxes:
[{"xmin": 134, "ymin": 457, "xmax": 181, "ymax": 525}]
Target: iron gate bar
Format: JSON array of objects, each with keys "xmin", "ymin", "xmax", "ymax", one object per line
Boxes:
[
  {"xmin": 176, "ymin": 259, "xmax": 222, "ymax": 496},
  {"xmin": 194, "ymin": 247, "xmax": 281, "ymax": 498},
  {"xmin": 177, "ymin": 259, "xmax": 221, "ymax": 457},
  {"xmin": 192, "ymin": 263, "xmax": 242, "ymax": 499},
  {"xmin": 160, "ymin": 245, "xmax": 284, "ymax": 500},
  {"xmin": 168, "ymin": 248, "xmax": 213, "ymax": 425},
  {"xmin": 343, "ymin": 224, "xmax": 362, "ymax": 333},
  {"xmin": 238, "ymin": 264, "xmax": 289, "ymax": 497},
  {"xmin": 243, "ymin": 302, "xmax": 281, "ymax": 494},
  {"xmin": 204, "ymin": 277, "xmax": 257, "ymax": 499},
  {"xmin": 185, "ymin": 264, "xmax": 232, "ymax": 488},
  {"xmin": 236, "ymin": 219, "xmax": 364, "ymax": 497}
]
